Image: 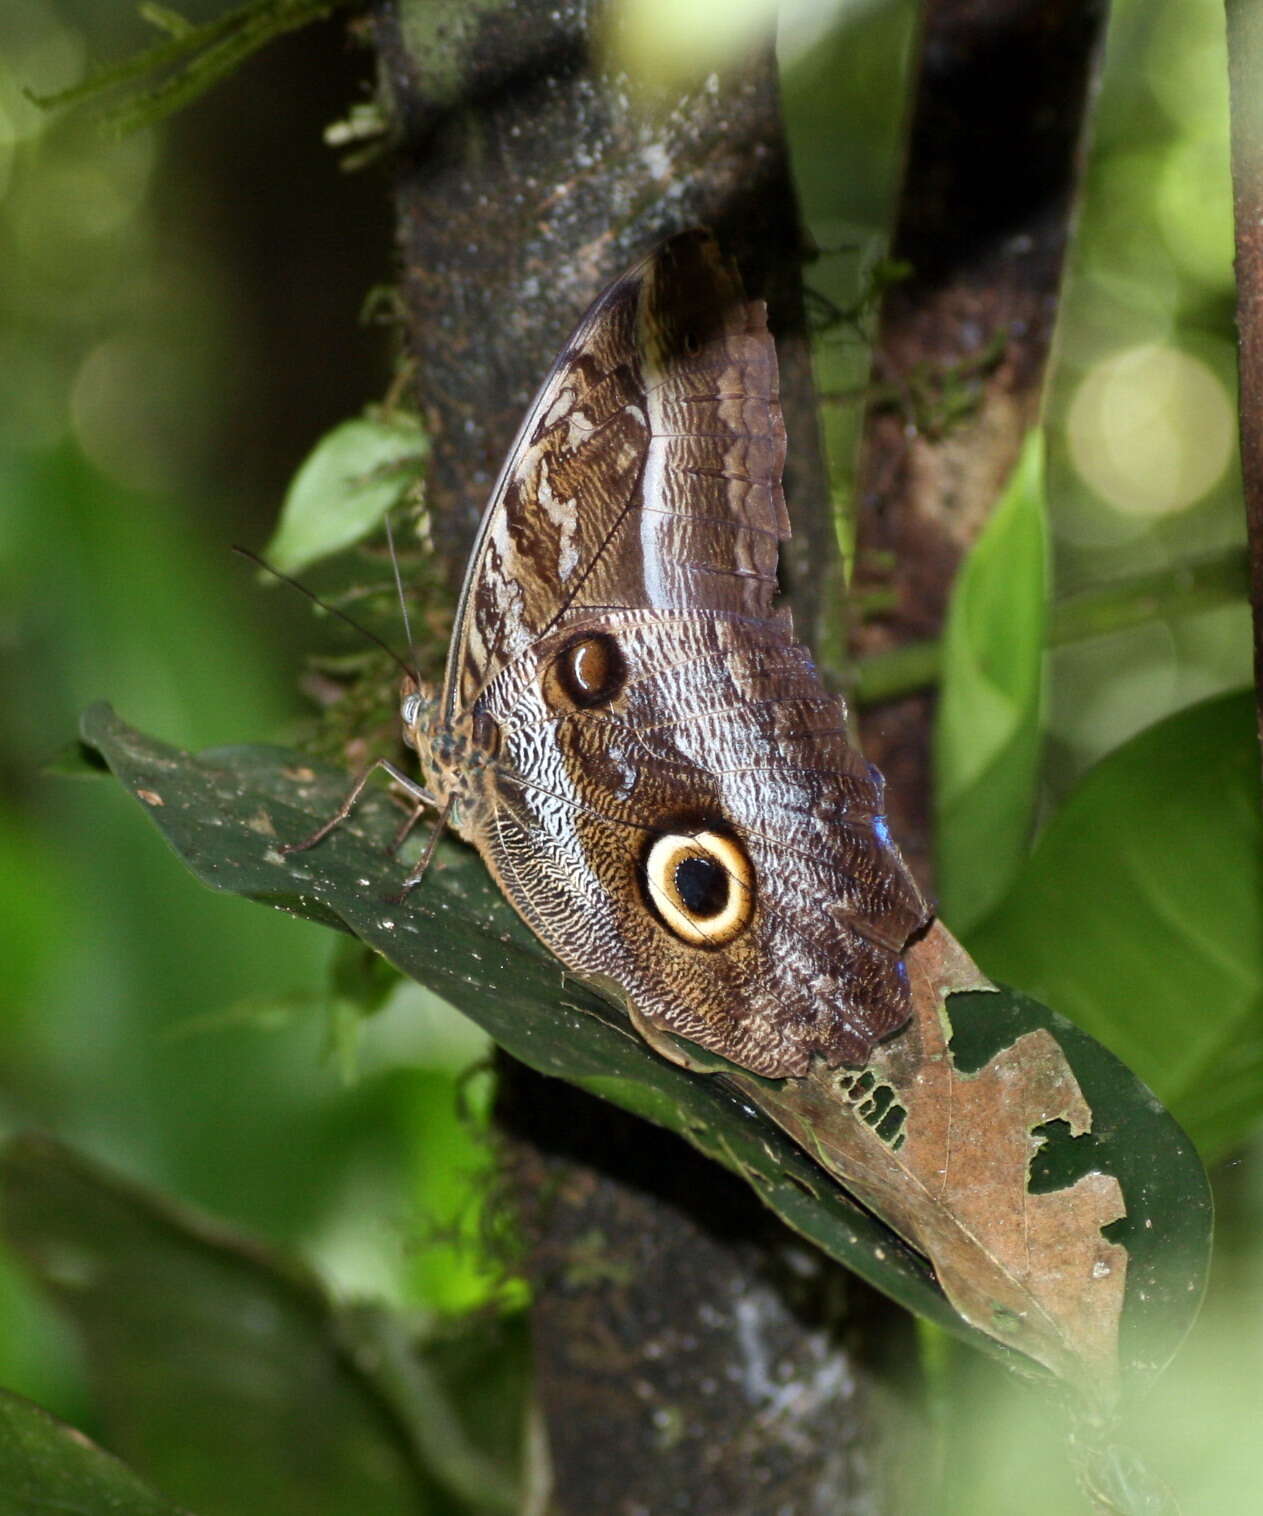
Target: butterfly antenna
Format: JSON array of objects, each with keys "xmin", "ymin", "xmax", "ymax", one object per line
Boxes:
[
  {"xmin": 232, "ymin": 545, "xmax": 416, "ymax": 681},
  {"xmin": 383, "ymin": 512, "xmax": 422, "ymax": 684}
]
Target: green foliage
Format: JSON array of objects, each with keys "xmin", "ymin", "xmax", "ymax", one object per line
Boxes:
[
  {"xmin": 2, "ymin": 0, "xmax": 1257, "ymax": 1510},
  {"xmin": 264, "ymin": 416, "xmax": 428, "ymax": 578},
  {"xmin": 969, "ymin": 691, "xmax": 1263, "ymax": 1161},
  {"xmin": 852, "ymin": 546, "xmax": 1249, "ymax": 709},
  {"xmin": 935, "ymin": 431, "xmax": 1049, "ymax": 931},
  {"xmin": 0, "ymin": 1387, "xmax": 190, "ymax": 1516},
  {"xmin": 27, "ymin": 0, "xmax": 353, "ymax": 136},
  {"xmin": 0, "ymin": 1135, "xmax": 526, "ymax": 1516},
  {"xmin": 75, "ymin": 704, "xmax": 1211, "ymax": 1396}
]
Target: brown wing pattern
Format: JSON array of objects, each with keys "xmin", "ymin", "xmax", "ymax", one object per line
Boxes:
[
  {"xmin": 446, "ymin": 230, "xmax": 929, "ymax": 1077},
  {"xmin": 478, "ymin": 612, "xmax": 928, "ymax": 1077},
  {"xmin": 443, "ymin": 229, "xmax": 788, "ymax": 719}
]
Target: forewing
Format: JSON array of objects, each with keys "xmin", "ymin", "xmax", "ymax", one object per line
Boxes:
[
  {"xmin": 443, "ymin": 229, "xmax": 788, "ymax": 719},
  {"xmin": 476, "ymin": 614, "xmax": 930, "ymax": 1078}
]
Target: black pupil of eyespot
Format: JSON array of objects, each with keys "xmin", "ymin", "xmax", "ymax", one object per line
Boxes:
[{"xmin": 674, "ymin": 854, "xmax": 728, "ymax": 917}]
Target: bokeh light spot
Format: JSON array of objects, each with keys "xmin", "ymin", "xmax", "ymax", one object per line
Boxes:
[
  {"xmin": 1066, "ymin": 344, "xmax": 1234, "ymax": 517},
  {"xmin": 1157, "ymin": 134, "xmax": 1233, "ymax": 291},
  {"xmin": 70, "ymin": 334, "xmax": 192, "ymax": 496},
  {"xmin": 611, "ymin": 0, "xmax": 775, "ymax": 81},
  {"xmin": 609, "ymin": 0, "xmax": 875, "ymax": 83}
]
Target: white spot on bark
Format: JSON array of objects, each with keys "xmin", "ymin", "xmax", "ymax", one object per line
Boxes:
[{"xmin": 640, "ymin": 141, "xmax": 672, "ymax": 180}]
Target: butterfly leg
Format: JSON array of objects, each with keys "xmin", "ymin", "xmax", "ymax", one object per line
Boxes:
[
  {"xmin": 385, "ymin": 797, "xmax": 431, "ymax": 856},
  {"xmin": 389, "ymin": 793, "xmax": 456, "ymax": 901},
  {"xmin": 279, "ymin": 759, "xmax": 437, "ymax": 857}
]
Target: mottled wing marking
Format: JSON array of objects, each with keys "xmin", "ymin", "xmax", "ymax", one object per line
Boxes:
[
  {"xmin": 477, "ymin": 609, "xmax": 927, "ymax": 1076},
  {"xmin": 438, "ymin": 229, "xmax": 930, "ymax": 1077},
  {"xmin": 444, "ymin": 229, "xmax": 787, "ymax": 718}
]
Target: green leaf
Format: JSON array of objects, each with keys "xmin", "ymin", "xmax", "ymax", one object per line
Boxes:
[
  {"xmin": 935, "ymin": 430, "xmax": 1049, "ymax": 930},
  {"xmin": 74, "ymin": 704, "xmax": 993, "ymax": 1354},
  {"xmin": 0, "ymin": 1133, "xmax": 471, "ymax": 1516},
  {"xmin": 340, "ymin": 1303, "xmax": 526, "ymax": 1512},
  {"xmin": 968, "ymin": 690, "xmax": 1263, "ymax": 1161},
  {"xmin": 0, "ymin": 1388, "xmax": 192, "ymax": 1516},
  {"xmin": 263, "ymin": 416, "xmax": 428, "ymax": 577},
  {"xmin": 40, "ymin": 740, "xmax": 110, "ymax": 779},
  {"xmin": 78, "ymin": 703, "xmax": 1211, "ymax": 1387}
]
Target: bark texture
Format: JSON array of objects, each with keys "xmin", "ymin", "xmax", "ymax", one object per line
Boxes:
[
  {"xmin": 375, "ymin": 0, "xmax": 834, "ymax": 645},
  {"xmin": 371, "ymin": 1, "xmax": 919, "ymax": 1509},
  {"xmin": 850, "ymin": 0, "xmax": 1108, "ymax": 886},
  {"xmin": 497, "ymin": 1065, "xmax": 921, "ymax": 1515}
]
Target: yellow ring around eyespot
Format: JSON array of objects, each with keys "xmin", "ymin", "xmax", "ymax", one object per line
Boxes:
[{"xmin": 644, "ymin": 829, "xmax": 754, "ymax": 946}]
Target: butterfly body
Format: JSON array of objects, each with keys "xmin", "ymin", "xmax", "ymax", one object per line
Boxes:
[{"xmin": 390, "ymin": 231, "xmax": 930, "ymax": 1080}]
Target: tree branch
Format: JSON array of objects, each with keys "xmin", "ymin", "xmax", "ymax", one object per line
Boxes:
[
  {"xmin": 852, "ymin": 547, "xmax": 1249, "ymax": 706},
  {"xmin": 1226, "ymin": 0, "xmax": 1263, "ymax": 769},
  {"xmin": 850, "ymin": 0, "xmax": 1108, "ymax": 885}
]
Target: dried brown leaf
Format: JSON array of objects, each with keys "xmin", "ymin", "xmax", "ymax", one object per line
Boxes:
[{"xmin": 730, "ymin": 923, "xmax": 1127, "ymax": 1399}]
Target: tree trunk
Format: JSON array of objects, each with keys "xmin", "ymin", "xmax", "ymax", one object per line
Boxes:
[
  {"xmin": 371, "ymin": 1, "xmax": 923, "ymax": 1508},
  {"xmin": 496, "ymin": 1066, "xmax": 923, "ymax": 1514}
]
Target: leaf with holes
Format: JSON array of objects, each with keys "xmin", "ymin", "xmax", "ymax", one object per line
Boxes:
[
  {"xmin": 710, "ymin": 925, "xmax": 1208, "ymax": 1403},
  {"xmin": 79, "ymin": 703, "xmax": 1210, "ymax": 1399}
]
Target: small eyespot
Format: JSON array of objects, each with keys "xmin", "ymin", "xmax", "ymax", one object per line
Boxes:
[
  {"xmin": 643, "ymin": 829, "xmax": 755, "ymax": 946},
  {"xmin": 547, "ymin": 632, "xmax": 625, "ymax": 710},
  {"xmin": 681, "ymin": 329, "xmax": 701, "ymax": 355}
]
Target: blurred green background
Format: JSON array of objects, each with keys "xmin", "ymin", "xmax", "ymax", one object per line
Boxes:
[
  {"xmin": 0, "ymin": 0, "xmax": 502, "ymax": 1433},
  {"xmin": 0, "ymin": 0, "xmax": 1258, "ymax": 1511}
]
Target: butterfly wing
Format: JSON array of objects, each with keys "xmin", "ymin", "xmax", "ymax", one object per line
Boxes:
[
  {"xmin": 446, "ymin": 230, "xmax": 929, "ymax": 1078},
  {"xmin": 442, "ymin": 229, "xmax": 787, "ymax": 719}
]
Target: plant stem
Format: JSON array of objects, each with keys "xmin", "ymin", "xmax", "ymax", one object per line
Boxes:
[
  {"xmin": 1225, "ymin": 0, "xmax": 1263, "ymax": 760},
  {"xmin": 852, "ymin": 547, "xmax": 1249, "ymax": 706},
  {"xmin": 28, "ymin": 0, "xmax": 345, "ymax": 135}
]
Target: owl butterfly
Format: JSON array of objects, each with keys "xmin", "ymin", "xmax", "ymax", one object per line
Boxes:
[{"xmin": 294, "ymin": 230, "xmax": 930, "ymax": 1079}]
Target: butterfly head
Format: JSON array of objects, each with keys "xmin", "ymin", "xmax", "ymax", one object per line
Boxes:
[
  {"xmin": 399, "ymin": 675, "xmax": 439, "ymax": 753},
  {"xmin": 400, "ymin": 672, "xmax": 501, "ymax": 803}
]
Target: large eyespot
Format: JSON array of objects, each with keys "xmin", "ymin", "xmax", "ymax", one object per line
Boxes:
[
  {"xmin": 643, "ymin": 829, "xmax": 755, "ymax": 946},
  {"xmin": 546, "ymin": 632, "xmax": 625, "ymax": 710}
]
